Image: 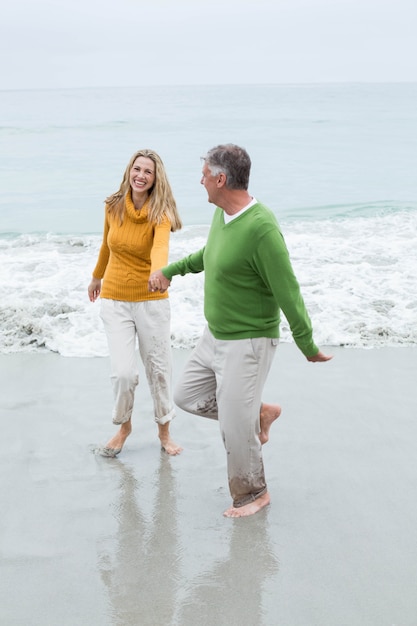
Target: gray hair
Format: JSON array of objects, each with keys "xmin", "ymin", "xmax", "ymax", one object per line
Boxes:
[{"xmin": 203, "ymin": 144, "xmax": 251, "ymax": 190}]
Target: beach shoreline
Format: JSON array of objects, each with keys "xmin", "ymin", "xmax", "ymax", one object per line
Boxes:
[{"xmin": 1, "ymin": 344, "xmax": 417, "ymax": 625}]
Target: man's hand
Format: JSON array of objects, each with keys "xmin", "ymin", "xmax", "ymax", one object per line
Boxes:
[
  {"xmin": 148, "ymin": 270, "xmax": 171, "ymax": 293},
  {"xmin": 307, "ymin": 350, "xmax": 333, "ymax": 363}
]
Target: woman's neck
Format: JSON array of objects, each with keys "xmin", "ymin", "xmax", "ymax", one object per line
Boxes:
[{"xmin": 131, "ymin": 190, "xmax": 149, "ymax": 211}]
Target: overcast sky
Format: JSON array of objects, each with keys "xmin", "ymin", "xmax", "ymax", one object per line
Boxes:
[{"xmin": 1, "ymin": 0, "xmax": 416, "ymax": 90}]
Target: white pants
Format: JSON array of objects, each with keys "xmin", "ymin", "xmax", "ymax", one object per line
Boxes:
[
  {"xmin": 174, "ymin": 326, "xmax": 278, "ymax": 507},
  {"xmin": 100, "ymin": 299, "xmax": 175, "ymax": 426}
]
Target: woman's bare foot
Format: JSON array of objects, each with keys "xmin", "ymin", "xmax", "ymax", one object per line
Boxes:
[
  {"xmin": 259, "ymin": 403, "xmax": 281, "ymax": 444},
  {"xmin": 158, "ymin": 423, "xmax": 183, "ymax": 456},
  {"xmin": 223, "ymin": 492, "xmax": 271, "ymax": 518},
  {"xmin": 105, "ymin": 419, "xmax": 132, "ymax": 452}
]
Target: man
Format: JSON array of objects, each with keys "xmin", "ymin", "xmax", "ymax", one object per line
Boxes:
[{"xmin": 149, "ymin": 144, "xmax": 332, "ymax": 518}]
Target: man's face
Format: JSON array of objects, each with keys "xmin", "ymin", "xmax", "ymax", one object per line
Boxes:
[{"xmin": 200, "ymin": 163, "xmax": 219, "ymax": 204}]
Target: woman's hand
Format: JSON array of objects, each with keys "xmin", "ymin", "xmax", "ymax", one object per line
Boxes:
[
  {"xmin": 88, "ymin": 277, "xmax": 102, "ymax": 302},
  {"xmin": 148, "ymin": 270, "xmax": 171, "ymax": 294}
]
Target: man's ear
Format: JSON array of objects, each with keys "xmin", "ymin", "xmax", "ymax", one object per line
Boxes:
[{"xmin": 217, "ymin": 172, "xmax": 227, "ymax": 187}]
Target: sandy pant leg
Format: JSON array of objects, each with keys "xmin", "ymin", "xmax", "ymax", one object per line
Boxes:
[
  {"xmin": 100, "ymin": 299, "xmax": 139, "ymax": 425},
  {"xmin": 174, "ymin": 327, "xmax": 218, "ymax": 419},
  {"xmin": 215, "ymin": 336, "xmax": 277, "ymax": 507},
  {"xmin": 133, "ymin": 299, "xmax": 175, "ymax": 425}
]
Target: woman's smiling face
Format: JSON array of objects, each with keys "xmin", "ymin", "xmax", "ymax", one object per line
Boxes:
[{"xmin": 129, "ymin": 156, "xmax": 155, "ymax": 194}]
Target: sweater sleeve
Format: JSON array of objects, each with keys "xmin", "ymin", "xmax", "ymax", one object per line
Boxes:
[
  {"xmin": 92, "ymin": 210, "xmax": 110, "ymax": 279},
  {"xmin": 150, "ymin": 218, "xmax": 171, "ymax": 273},
  {"xmin": 161, "ymin": 248, "xmax": 205, "ymax": 280},
  {"xmin": 253, "ymin": 229, "xmax": 319, "ymax": 357}
]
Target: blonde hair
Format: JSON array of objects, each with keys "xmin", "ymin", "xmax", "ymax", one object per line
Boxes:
[{"xmin": 105, "ymin": 149, "xmax": 182, "ymax": 232}]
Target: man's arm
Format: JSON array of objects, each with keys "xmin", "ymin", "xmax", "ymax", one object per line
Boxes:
[
  {"xmin": 148, "ymin": 247, "xmax": 205, "ymax": 293},
  {"xmin": 254, "ymin": 229, "xmax": 331, "ymax": 360}
]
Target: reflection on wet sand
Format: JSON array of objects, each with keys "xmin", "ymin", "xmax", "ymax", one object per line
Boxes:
[
  {"xmin": 96, "ymin": 452, "xmax": 279, "ymax": 626},
  {"xmin": 98, "ymin": 456, "xmax": 180, "ymax": 626},
  {"xmin": 177, "ymin": 513, "xmax": 279, "ymax": 626}
]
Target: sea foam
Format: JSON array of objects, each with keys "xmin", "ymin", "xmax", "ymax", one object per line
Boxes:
[{"xmin": 1, "ymin": 209, "xmax": 416, "ymax": 357}]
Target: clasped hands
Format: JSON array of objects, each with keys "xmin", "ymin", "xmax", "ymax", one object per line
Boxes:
[{"xmin": 148, "ymin": 270, "xmax": 171, "ymax": 293}]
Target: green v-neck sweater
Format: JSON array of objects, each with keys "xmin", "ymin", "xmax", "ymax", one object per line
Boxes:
[{"xmin": 162, "ymin": 202, "xmax": 319, "ymax": 357}]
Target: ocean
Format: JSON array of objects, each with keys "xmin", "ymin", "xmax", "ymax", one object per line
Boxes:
[{"xmin": 1, "ymin": 83, "xmax": 416, "ymax": 356}]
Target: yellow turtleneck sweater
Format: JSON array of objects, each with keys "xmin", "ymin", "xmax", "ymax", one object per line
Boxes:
[{"xmin": 92, "ymin": 193, "xmax": 171, "ymax": 302}]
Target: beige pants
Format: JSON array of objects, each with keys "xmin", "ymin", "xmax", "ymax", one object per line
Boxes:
[
  {"xmin": 174, "ymin": 326, "xmax": 278, "ymax": 507},
  {"xmin": 100, "ymin": 298, "xmax": 175, "ymax": 425}
]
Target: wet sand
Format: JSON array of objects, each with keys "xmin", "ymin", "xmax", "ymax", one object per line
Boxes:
[{"xmin": 1, "ymin": 344, "xmax": 417, "ymax": 626}]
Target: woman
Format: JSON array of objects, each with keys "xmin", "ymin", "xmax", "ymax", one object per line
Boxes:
[{"xmin": 88, "ymin": 149, "xmax": 183, "ymax": 457}]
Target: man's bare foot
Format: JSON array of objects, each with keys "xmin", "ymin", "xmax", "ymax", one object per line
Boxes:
[
  {"xmin": 223, "ymin": 492, "xmax": 271, "ymax": 518},
  {"xmin": 259, "ymin": 403, "xmax": 281, "ymax": 444},
  {"xmin": 105, "ymin": 419, "xmax": 132, "ymax": 452},
  {"xmin": 158, "ymin": 423, "xmax": 183, "ymax": 456}
]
